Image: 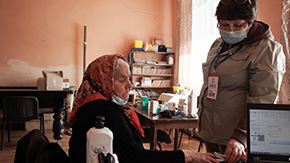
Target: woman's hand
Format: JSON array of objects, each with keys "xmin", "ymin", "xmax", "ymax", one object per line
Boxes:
[
  {"xmin": 183, "ymin": 149, "xmax": 219, "ymax": 163},
  {"xmin": 224, "ymin": 139, "xmax": 246, "ymax": 163}
]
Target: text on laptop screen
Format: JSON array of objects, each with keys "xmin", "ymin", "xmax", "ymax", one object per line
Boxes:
[{"xmin": 249, "ymin": 109, "xmax": 290, "ymax": 156}]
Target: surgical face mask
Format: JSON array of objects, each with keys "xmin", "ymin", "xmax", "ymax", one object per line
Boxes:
[
  {"xmin": 112, "ymin": 94, "xmax": 128, "ymax": 105},
  {"xmin": 219, "ymin": 27, "xmax": 248, "ymax": 44}
]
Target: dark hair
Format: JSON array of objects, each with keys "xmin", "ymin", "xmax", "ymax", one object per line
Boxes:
[{"xmin": 215, "ymin": 0, "xmax": 257, "ymax": 24}]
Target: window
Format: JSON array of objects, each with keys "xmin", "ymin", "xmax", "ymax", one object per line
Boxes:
[{"xmin": 178, "ymin": 0, "xmax": 220, "ymax": 95}]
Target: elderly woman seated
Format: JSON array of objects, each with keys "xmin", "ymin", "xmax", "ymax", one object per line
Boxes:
[{"xmin": 68, "ymin": 54, "xmax": 218, "ymax": 163}]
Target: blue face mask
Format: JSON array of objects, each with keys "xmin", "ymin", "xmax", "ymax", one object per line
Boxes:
[
  {"xmin": 112, "ymin": 94, "xmax": 128, "ymax": 105},
  {"xmin": 219, "ymin": 26, "xmax": 248, "ymax": 44}
]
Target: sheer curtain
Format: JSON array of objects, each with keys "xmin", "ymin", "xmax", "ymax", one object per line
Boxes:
[
  {"xmin": 177, "ymin": 0, "xmax": 220, "ymax": 95},
  {"xmin": 278, "ymin": 0, "xmax": 290, "ymax": 104}
]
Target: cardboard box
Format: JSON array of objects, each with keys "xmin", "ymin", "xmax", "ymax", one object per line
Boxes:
[
  {"xmin": 42, "ymin": 71, "xmax": 63, "ymax": 90},
  {"xmin": 37, "ymin": 77, "xmax": 46, "ymax": 90}
]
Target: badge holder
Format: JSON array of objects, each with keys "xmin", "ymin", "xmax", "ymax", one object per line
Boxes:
[{"xmin": 207, "ymin": 73, "xmax": 219, "ymax": 101}]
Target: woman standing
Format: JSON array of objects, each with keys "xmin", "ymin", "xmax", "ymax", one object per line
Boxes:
[{"xmin": 198, "ymin": 0, "xmax": 285, "ymax": 163}]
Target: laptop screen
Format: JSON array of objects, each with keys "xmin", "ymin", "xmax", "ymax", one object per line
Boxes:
[{"xmin": 247, "ymin": 103, "xmax": 290, "ymax": 162}]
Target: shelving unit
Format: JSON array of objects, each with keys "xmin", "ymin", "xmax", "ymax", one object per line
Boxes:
[{"xmin": 130, "ymin": 51, "xmax": 175, "ymax": 101}]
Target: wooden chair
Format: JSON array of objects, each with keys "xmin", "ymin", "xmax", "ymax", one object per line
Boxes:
[{"xmin": 1, "ymin": 96, "xmax": 44, "ymax": 151}]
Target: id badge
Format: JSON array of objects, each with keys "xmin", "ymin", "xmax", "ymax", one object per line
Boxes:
[{"xmin": 207, "ymin": 73, "xmax": 219, "ymax": 100}]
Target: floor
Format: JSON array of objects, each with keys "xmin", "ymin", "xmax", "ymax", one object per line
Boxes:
[{"xmin": 0, "ymin": 128, "xmax": 206, "ymax": 163}]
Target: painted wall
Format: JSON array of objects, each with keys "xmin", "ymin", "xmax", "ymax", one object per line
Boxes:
[
  {"xmin": 0, "ymin": 0, "xmax": 176, "ymax": 88},
  {"xmin": 0, "ymin": 0, "xmax": 283, "ymax": 89},
  {"xmin": 257, "ymin": 0, "xmax": 282, "ymax": 42}
]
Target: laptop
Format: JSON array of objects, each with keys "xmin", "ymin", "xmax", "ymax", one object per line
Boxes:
[{"xmin": 247, "ymin": 103, "xmax": 290, "ymax": 163}]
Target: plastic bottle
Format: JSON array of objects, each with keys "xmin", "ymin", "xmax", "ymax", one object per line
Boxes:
[
  {"xmin": 143, "ymin": 42, "xmax": 149, "ymax": 51},
  {"xmin": 86, "ymin": 116, "xmax": 114, "ymax": 163},
  {"xmin": 148, "ymin": 43, "xmax": 152, "ymax": 51},
  {"xmin": 188, "ymin": 90, "xmax": 198, "ymax": 118},
  {"xmin": 188, "ymin": 90, "xmax": 193, "ymax": 116}
]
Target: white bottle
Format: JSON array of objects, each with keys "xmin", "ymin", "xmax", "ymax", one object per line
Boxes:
[
  {"xmin": 86, "ymin": 116, "xmax": 113, "ymax": 163},
  {"xmin": 143, "ymin": 42, "xmax": 149, "ymax": 51},
  {"xmin": 188, "ymin": 90, "xmax": 198, "ymax": 117}
]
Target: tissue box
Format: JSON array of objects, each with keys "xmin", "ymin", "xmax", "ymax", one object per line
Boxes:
[{"xmin": 42, "ymin": 71, "xmax": 63, "ymax": 90}]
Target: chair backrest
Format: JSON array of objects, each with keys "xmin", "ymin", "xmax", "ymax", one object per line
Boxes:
[
  {"xmin": 3, "ymin": 96, "xmax": 39, "ymax": 121},
  {"xmin": 15, "ymin": 129, "xmax": 69, "ymax": 163}
]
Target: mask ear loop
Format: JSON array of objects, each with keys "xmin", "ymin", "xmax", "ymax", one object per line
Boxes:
[{"xmin": 243, "ymin": 23, "xmax": 248, "ymax": 30}]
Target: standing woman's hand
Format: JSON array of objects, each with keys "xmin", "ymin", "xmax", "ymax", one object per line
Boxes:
[{"xmin": 224, "ymin": 139, "xmax": 246, "ymax": 163}]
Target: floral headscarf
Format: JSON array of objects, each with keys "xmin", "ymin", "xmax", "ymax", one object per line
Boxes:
[{"xmin": 69, "ymin": 54, "xmax": 144, "ymax": 137}]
